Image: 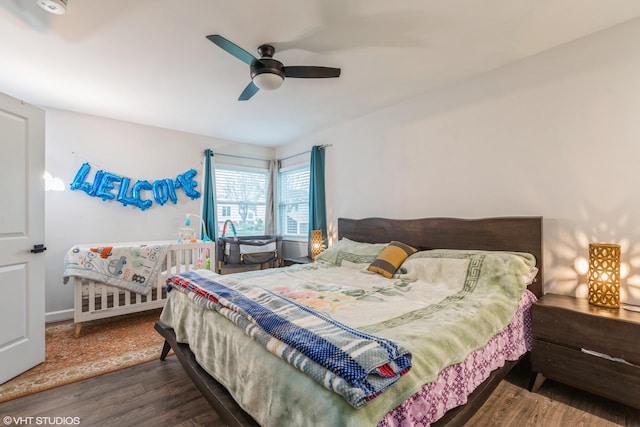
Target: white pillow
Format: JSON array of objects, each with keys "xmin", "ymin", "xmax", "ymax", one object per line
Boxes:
[
  {"xmin": 397, "ymin": 249, "xmax": 537, "ymax": 288},
  {"xmin": 314, "ymin": 238, "xmax": 387, "ymax": 266}
]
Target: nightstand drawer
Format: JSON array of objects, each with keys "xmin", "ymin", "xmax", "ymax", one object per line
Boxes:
[
  {"xmin": 532, "ymin": 339, "xmax": 640, "ymax": 409},
  {"xmin": 533, "ymin": 296, "xmax": 640, "ymax": 364}
]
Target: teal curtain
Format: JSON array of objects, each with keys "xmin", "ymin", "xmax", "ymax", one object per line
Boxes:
[
  {"xmin": 308, "ymin": 145, "xmax": 327, "ymax": 255},
  {"xmin": 202, "ymin": 149, "xmax": 216, "ymax": 241}
]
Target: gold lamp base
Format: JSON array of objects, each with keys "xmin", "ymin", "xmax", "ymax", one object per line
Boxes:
[{"xmin": 587, "ymin": 284, "xmax": 620, "ymax": 308}]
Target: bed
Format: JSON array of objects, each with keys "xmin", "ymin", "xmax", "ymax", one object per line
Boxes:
[
  {"xmin": 155, "ymin": 216, "xmax": 543, "ymax": 426},
  {"xmin": 63, "ymin": 241, "xmax": 214, "ymax": 337}
]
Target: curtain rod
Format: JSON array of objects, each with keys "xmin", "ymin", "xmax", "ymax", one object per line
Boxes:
[
  {"xmin": 211, "ymin": 152, "xmax": 271, "ymax": 162},
  {"xmin": 206, "ymin": 144, "xmax": 332, "ymax": 163},
  {"xmin": 279, "ymin": 144, "xmax": 332, "ymax": 162}
]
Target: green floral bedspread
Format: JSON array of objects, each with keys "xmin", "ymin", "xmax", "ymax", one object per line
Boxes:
[{"xmin": 160, "ymin": 249, "xmax": 535, "ymax": 427}]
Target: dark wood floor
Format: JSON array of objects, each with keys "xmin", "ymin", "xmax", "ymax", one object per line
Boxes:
[
  {"xmin": 0, "ymin": 356, "xmax": 222, "ymax": 427},
  {"xmin": 1, "ymin": 356, "xmax": 638, "ymax": 426},
  {"xmin": 466, "ymin": 362, "xmax": 639, "ymax": 427}
]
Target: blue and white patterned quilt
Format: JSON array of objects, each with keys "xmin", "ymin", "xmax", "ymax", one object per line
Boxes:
[
  {"xmin": 166, "ymin": 270, "xmax": 413, "ymax": 408},
  {"xmin": 63, "ymin": 242, "xmax": 171, "ymax": 295}
]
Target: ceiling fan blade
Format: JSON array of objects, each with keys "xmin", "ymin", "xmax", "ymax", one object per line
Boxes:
[
  {"xmin": 283, "ymin": 66, "xmax": 341, "ymax": 78},
  {"xmin": 206, "ymin": 34, "xmax": 257, "ymax": 66},
  {"xmin": 238, "ymin": 81, "xmax": 260, "ymax": 101}
]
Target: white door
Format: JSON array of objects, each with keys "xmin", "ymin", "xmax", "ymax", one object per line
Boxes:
[{"xmin": 0, "ymin": 93, "xmax": 46, "ymax": 384}]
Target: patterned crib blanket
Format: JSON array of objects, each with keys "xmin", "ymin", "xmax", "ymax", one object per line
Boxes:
[
  {"xmin": 63, "ymin": 242, "xmax": 171, "ymax": 295},
  {"xmin": 166, "ymin": 271, "xmax": 413, "ymax": 408}
]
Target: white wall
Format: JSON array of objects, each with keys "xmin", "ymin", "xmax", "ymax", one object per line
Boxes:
[
  {"xmin": 46, "ymin": 16, "xmax": 640, "ymax": 318},
  {"xmin": 278, "ymin": 17, "xmax": 640, "ymax": 304},
  {"xmin": 45, "ymin": 109, "xmax": 273, "ymax": 320}
]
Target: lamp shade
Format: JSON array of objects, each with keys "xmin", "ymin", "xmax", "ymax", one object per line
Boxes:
[
  {"xmin": 587, "ymin": 243, "xmax": 621, "ymax": 308},
  {"xmin": 252, "ymin": 72, "xmax": 284, "ymax": 90},
  {"xmin": 310, "ymin": 230, "xmax": 323, "ymax": 260}
]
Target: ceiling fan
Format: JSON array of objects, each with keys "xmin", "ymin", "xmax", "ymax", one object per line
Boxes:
[{"xmin": 206, "ymin": 34, "xmax": 341, "ymax": 101}]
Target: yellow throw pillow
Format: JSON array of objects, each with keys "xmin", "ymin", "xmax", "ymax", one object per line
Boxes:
[{"xmin": 367, "ymin": 241, "xmax": 417, "ymax": 278}]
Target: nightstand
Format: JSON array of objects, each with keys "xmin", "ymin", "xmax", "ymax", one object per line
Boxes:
[
  {"xmin": 530, "ymin": 293, "xmax": 640, "ymax": 409},
  {"xmin": 282, "ymin": 256, "xmax": 313, "ymax": 266}
]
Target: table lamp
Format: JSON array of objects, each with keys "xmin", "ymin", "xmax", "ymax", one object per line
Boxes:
[{"xmin": 587, "ymin": 243, "xmax": 621, "ymax": 308}]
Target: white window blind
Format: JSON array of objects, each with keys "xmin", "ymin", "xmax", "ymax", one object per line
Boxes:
[
  {"xmin": 278, "ymin": 166, "xmax": 310, "ymax": 237},
  {"xmin": 215, "ymin": 167, "xmax": 268, "ymax": 236}
]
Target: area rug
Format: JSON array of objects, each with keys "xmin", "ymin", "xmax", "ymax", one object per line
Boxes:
[{"xmin": 0, "ymin": 309, "xmax": 167, "ymax": 403}]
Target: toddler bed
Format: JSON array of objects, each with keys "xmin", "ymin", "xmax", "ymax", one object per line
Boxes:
[
  {"xmin": 64, "ymin": 241, "xmax": 214, "ymax": 337},
  {"xmin": 155, "ymin": 216, "xmax": 543, "ymax": 427}
]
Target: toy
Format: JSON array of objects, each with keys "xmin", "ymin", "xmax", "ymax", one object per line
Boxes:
[
  {"xmin": 178, "ymin": 218, "xmax": 197, "ymax": 243},
  {"xmin": 178, "ymin": 213, "xmax": 212, "ymax": 243}
]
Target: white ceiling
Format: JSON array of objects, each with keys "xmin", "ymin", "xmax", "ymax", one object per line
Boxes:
[{"xmin": 2, "ymin": 0, "xmax": 640, "ymax": 147}]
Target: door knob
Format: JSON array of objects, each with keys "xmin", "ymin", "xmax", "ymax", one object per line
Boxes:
[{"xmin": 31, "ymin": 244, "xmax": 47, "ymax": 253}]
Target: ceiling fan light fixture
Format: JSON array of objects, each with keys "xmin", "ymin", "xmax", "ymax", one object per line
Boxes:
[
  {"xmin": 36, "ymin": 0, "xmax": 67, "ymax": 15},
  {"xmin": 206, "ymin": 35, "xmax": 340, "ymax": 100},
  {"xmin": 252, "ymin": 72, "xmax": 284, "ymax": 91}
]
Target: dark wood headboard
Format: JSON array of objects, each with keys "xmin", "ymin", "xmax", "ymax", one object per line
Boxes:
[{"xmin": 338, "ymin": 216, "xmax": 543, "ymax": 297}]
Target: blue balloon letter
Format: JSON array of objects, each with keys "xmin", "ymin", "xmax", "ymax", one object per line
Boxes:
[
  {"xmin": 132, "ymin": 180, "xmax": 153, "ymax": 211},
  {"xmin": 175, "ymin": 169, "xmax": 201, "ymax": 200},
  {"xmin": 69, "ymin": 163, "xmax": 93, "ymax": 195},
  {"xmin": 117, "ymin": 177, "xmax": 139, "ymax": 207},
  {"xmin": 152, "ymin": 179, "xmax": 169, "ymax": 206},
  {"xmin": 95, "ymin": 172, "xmax": 121, "ymax": 201}
]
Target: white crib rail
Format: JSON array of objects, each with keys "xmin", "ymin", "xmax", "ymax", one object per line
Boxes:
[{"xmin": 73, "ymin": 241, "xmax": 214, "ymax": 337}]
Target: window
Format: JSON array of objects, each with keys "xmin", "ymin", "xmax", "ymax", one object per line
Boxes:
[
  {"xmin": 278, "ymin": 165, "xmax": 310, "ymax": 237},
  {"xmin": 215, "ymin": 167, "xmax": 268, "ymax": 236}
]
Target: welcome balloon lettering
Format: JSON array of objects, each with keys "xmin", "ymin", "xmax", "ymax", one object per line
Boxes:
[{"xmin": 70, "ymin": 163, "xmax": 201, "ymax": 211}]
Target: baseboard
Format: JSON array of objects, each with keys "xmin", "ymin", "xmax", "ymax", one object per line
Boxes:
[{"xmin": 46, "ymin": 309, "xmax": 74, "ymax": 323}]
